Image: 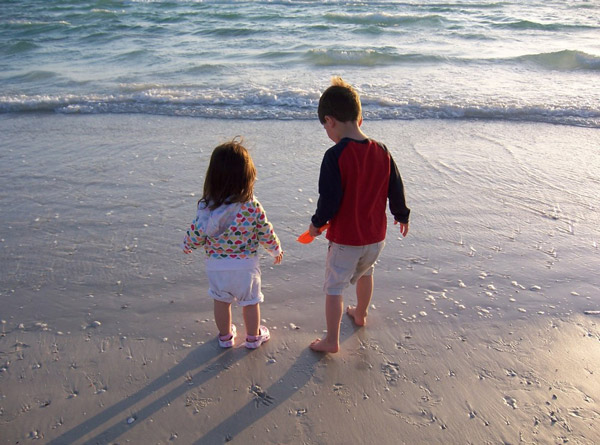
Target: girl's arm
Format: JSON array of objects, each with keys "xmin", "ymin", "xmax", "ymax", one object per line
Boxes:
[
  {"xmin": 254, "ymin": 201, "xmax": 282, "ymax": 258},
  {"xmin": 182, "ymin": 216, "xmax": 207, "ymax": 254}
]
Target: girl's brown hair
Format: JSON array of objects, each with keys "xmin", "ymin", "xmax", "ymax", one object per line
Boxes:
[{"xmin": 200, "ymin": 138, "xmax": 256, "ymax": 210}]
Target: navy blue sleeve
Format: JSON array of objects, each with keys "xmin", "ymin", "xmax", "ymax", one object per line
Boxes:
[
  {"xmin": 388, "ymin": 153, "xmax": 410, "ymax": 223},
  {"xmin": 311, "ymin": 147, "xmax": 342, "ymax": 228}
]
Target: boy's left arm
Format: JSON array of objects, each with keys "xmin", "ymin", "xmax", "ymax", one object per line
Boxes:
[
  {"xmin": 388, "ymin": 155, "xmax": 410, "ymax": 236},
  {"xmin": 255, "ymin": 202, "xmax": 283, "ymax": 263}
]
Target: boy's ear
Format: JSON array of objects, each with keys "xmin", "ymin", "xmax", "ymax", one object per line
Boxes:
[
  {"xmin": 324, "ymin": 115, "xmax": 336, "ymax": 126},
  {"xmin": 358, "ymin": 116, "xmax": 363, "ymax": 127}
]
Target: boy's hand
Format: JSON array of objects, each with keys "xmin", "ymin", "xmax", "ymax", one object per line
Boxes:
[
  {"xmin": 395, "ymin": 220, "xmax": 409, "ymax": 237},
  {"xmin": 273, "ymin": 251, "xmax": 284, "ymax": 265},
  {"xmin": 308, "ymin": 223, "xmax": 321, "ymax": 237}
]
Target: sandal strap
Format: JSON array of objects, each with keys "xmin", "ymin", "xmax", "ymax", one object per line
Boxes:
[{"xmin": 246, "ymin": 326, "xmax": 267, "ymax": 341}]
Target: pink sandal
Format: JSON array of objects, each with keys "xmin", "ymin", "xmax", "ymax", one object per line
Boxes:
[
  {"xmin": 245, "ymin": 325, "xmax": 270, "ymax": 349},
  {"xmin": 218, "ymin": 324, "xmax": 237, "ymax": 348}
]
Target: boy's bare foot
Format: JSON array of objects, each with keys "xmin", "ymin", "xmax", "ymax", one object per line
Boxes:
[
  {"xmin": 309, "ymin": 338, "xmax": 339, "ymax": 353},
  {"xmin": 346, "ymin": 306, "xmax": 366, "ymax": 326}
]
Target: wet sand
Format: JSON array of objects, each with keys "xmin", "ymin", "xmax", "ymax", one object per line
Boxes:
[{"xmin": 1, "ymin": 115, "xmax": 599, "ymax": 443}]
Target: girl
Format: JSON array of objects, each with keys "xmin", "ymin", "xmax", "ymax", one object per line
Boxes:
[{"xmin": 182, "ymin": 139, "xmax": 283, "ymax": 349}]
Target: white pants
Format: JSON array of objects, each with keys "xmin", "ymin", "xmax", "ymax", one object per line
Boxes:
[{"xmin": 206, "ymin": 257, "xmax": 263, "ymax": 306}]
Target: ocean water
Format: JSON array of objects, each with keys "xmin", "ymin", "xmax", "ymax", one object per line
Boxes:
[{"xmin": 1, "ymin": 0, "xmax": 599, "ymax": 127}]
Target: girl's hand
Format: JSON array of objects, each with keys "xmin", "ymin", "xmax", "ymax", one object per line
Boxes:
[{"xmin": 273, "ymin": 251, "xmax": 284, "ymax": 265}]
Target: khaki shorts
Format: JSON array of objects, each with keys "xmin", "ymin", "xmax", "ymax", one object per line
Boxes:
[{"xmin": 324, "ymin": 241, "xmax": 385, "ymax": 295}]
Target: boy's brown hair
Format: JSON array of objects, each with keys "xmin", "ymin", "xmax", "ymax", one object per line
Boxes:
[
  {"xmin": 201, "ymin": 138, "xmax": 256, "ymax": 210},
  {"xmin": 317, "ymin": 76, "xmax": 362, "ymax": 124}
]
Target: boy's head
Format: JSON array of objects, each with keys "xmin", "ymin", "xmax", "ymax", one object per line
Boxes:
[{"xmin": 318, "ymin": 76, "xmax": 362, "ymax": 125}]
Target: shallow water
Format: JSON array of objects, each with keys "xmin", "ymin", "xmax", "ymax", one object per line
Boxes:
[{"xmin": 1, "ymin": 0, "xmax": 599, "ymax": 126}]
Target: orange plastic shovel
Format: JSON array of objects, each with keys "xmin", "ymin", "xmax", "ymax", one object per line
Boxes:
[{"xmin": 297, "ymin": 223, "xmax": 330, "ymax": 244}]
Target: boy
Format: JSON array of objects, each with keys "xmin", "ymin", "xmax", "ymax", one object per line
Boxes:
[{"xmin": 308, "ymin": 77, "xmax": 410, "ymax": 353}]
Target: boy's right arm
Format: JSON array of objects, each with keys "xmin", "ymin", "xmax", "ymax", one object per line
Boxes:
[{"xmin": 311, "ymin": 149, "xmax": 342, "ymax": 228}]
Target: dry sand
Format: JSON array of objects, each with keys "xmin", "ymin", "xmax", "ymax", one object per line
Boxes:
[
  {"xmin": 1, "ymin": 115, "xmax": 600, "ymax": 443},
  {"xmin": 2, "ymin": 308, "xmax": 600, "ymax": 444}
]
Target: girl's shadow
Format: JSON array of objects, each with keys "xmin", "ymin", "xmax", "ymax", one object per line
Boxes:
[
  {"xmin": 47, "ymin": 341, "xmax": 238, "ymax": 444},
  {"xmin": 48, "ymin": 324, "xmax": 354, "ymax": 444}
]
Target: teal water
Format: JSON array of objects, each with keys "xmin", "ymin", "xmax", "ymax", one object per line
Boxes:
[{"xmin": 1, "ymin": 0, "xmax": 599, "ymax": 126}]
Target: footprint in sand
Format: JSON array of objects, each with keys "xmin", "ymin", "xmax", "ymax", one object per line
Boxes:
[
  {"xmin": 503, "ymin": 395, "xmax": 518, "ymax": 409},
  {"xmin": 249, "ymin": 384, "xmax": 274, "ymax": 407},
  {"xmin": 382, "ymin": 362, "xmax": 401, "ymax": 385},
  {"xmin": 332, "ymin": 383, "xmax": 352, "ymax": 405},
  {"xmin": 185, "ymin": 392, "xmax": 213, "ymax": 413}
]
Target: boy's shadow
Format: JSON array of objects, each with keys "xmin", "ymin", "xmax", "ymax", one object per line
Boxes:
[
  {"xmin": 195, "ymin": 347, "xmax": 321, "ymax": 444},
  {"xmin": 47, "ymin": 324, "xmax": 356, "ymax": 444},
  {"xmin": 196, "ymin": 323, "xmax": 359, "ymax": 443}
]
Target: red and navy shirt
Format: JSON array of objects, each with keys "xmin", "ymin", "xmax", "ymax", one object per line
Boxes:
[{"xmin": 311, "ymin": 138, "xmax": 410, "ymax": 246}]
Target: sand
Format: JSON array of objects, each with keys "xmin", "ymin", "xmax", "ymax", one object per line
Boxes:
[
  {"xmin": 1, "ymin": 114, "xmax": 599, "ymax": 444},
  {"xmin": 2, "ymin": 314, "xmax": 600, "ymax": 444}
]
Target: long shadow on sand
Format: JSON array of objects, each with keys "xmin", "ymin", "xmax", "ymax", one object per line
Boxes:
[
  {"xmin": 46, "ymin": 341, "xmax": 239, "ymax": 444},
  {"xmin": 195, "ymin": 324, "xmax": 359, "ymax": 443},
  {"xmin": 47, "ymin": 323, "xmax": 357, "ymax": 444},
  {"xmin": 195, "ymin": 347, "xmax": 322, "ymax": 443}
]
